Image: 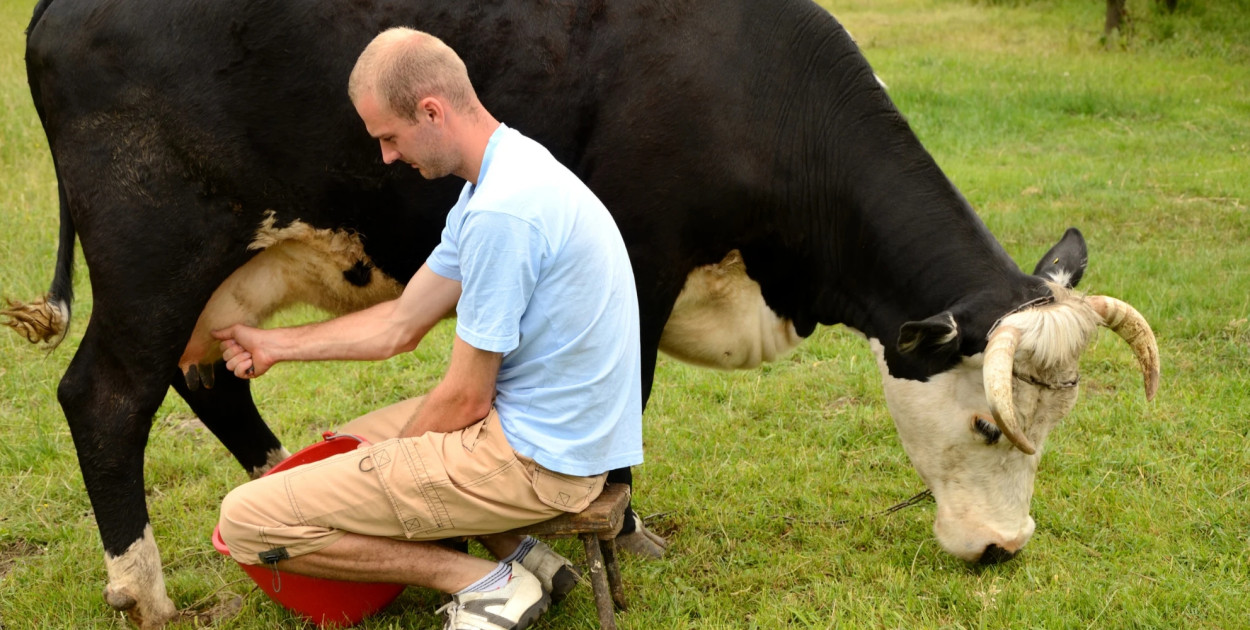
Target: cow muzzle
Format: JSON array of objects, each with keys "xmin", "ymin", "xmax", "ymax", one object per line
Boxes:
[
  {"xmin": 934, "ymin": 512, "xmax": 1035, "ymax": 564},
  {"xmin": 978, "ymin": 543, "xmax": 1019, "ymax": 565}
]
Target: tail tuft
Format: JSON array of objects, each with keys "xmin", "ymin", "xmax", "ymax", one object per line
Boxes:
[{"xmin": 2, "ymin": 294, "xmax": 70, "ymax": 348}]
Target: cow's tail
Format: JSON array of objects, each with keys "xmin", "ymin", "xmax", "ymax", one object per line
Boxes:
[
  {"xmin": 3, "ymin": 0, "xmax": 75, "ymax": 349},
  {"xmin": 3, "ymin": 184, "xmax": 75, "ymax": 350}
]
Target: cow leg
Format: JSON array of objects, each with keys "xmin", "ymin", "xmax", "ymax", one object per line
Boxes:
[
  {"xmin": 170, "ymin": 363, "xmax": 289, "ymax": 479},
  {"xmin": 59, "ymin": 324, "xmax": 179, "ymax": 629},
  {"xmin": 612, "ymin": 268, "xmax": 684, "ymax": 558},
  {"xmin": 45, "ymin": 169, "xmax": 259, "ymax": 626}
]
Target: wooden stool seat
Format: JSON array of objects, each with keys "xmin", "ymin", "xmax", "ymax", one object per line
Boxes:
[{"xmin": 503, "ymin": 483, "xmax": 631, "ymax": 629}]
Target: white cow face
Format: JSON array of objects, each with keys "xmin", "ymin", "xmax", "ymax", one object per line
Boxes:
[
  {"xmin": 871, "ymin": 337, "xmax": 1084, "ymax": 563},
  {"xmin": 865, "ymin": 283, "xmax": 1159, "ymax": 565}
]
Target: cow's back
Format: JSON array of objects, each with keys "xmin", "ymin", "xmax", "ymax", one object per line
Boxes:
[{"xmin": 26, "ymin": 0, "xmax": 836, "ymax": 273}]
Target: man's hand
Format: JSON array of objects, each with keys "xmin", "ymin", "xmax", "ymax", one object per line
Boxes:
[{"xmin": 212, "ymin": 324, "xmax": 275, "ymax": 379}]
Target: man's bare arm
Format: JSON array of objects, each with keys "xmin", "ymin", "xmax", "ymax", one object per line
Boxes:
[
  {"xmin": 401, "ymin": 335, "xmax": 503, "ymax": 437},
  {"xmin": 214, "ymin": 263, "xmax": 461, "ymax": 378}
]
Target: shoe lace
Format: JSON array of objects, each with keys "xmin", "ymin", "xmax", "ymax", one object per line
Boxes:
[{"xmin": 436, "ymin": 599, "xmax": 464, "ymax": 629}]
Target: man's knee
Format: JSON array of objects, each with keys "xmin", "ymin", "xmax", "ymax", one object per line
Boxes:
[
  {"xmin": 217, "ymin": 484, "xmax": 262, "ymax": 561},
  {"xmin": 219, "ymin": 477, "xmax": 348, "ymax": 565}
]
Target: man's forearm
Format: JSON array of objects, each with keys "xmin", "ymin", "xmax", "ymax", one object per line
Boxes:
[
  {"xmin": 267, "ymin": 300, "xmax": 429, "ymax": 364},
  {"xmin": 399, "ymin": 335, "xmax": 502, "ymax": 437},
  {"xmin": 263, "ymin": 264, "xmax": 461, "ymax": 367},
  {"xmin": 400, "ymin": 386, "xmax": 491, "ymax": 437}
]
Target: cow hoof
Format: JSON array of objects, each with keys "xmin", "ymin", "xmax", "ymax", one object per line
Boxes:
[
  {"xmin": 103, "ymin": 585, "xmax": 178, "ymax": 629},
  {"xmin": 616, "ymin": 522, "xmax": 669, "ymax": 558},
  {"xmin": 104, "ymin": 585, "xmax": 137, "ymax": 611}
]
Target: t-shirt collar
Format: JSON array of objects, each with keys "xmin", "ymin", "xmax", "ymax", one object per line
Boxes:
[{"xmin": 470, "ymin": 122, "xmax": 509, "ymax": 194}]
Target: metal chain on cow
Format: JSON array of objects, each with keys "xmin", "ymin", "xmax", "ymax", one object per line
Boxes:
[
  {"xmin": 1015, "ymin": 373, "xmax": 1080, "ymax": 390},
  {"xmin": 984, "ymin": 295, "xmax": 1055, "ymax": 341},
  {"xmin": 777, "ymin": 489, "xmax": 935, "ymax": 528}
]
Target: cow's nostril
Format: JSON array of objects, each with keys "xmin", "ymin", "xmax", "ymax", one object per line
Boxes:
[{"xmin": 978, "ymin": 544, "xmax": 1017, "ymax": 566}]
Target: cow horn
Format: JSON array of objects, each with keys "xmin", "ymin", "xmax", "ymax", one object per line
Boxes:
[
  {"xmin": 983, "ymin": 324, "xmax": 1037, "ymax": 455},
  {"xmin": 1086, "ymin": 296, "xmax": 1160, "ymax": 401}
]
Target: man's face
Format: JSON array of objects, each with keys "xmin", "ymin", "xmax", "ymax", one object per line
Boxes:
[{"xmin": 355, "ymin": 91, "xmax": 455, "ymax": 179}]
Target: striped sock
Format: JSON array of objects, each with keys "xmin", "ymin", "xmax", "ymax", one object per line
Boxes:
[
  {"xmin": 456, "ymin": 562, "xmax": 513, "ymax": 594},
  {"xmin": 498, "ymin": 536, "xmax": 538, "ymax": 565}
]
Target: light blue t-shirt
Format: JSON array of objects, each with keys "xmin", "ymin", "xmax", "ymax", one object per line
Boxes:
[{"xmin": 426, "ymin": 124, "xmax": 643, "ymax": 476}]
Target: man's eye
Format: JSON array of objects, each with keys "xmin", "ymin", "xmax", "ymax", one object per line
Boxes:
[{"xmin": 973, "ymin": 415, "xmax": 1002, "ymax": 445}]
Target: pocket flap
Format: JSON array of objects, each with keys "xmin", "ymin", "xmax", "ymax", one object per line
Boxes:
[{"xmin": 531, "ymin": 467, "xmax": 603, "ymax": 513}]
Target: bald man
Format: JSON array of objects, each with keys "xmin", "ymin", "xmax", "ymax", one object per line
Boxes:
[{"xmin": 215, "ymin": 28, "xmax": 643, "ymax": 630}]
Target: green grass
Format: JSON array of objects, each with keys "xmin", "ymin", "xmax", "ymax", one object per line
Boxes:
[{"xmin": 2, "ymin": 0, "xmax": 1249, "ymax": 627}]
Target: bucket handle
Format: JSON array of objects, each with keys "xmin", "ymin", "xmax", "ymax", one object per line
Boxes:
[{"xmin": 321, "ymin": 431, "xmax": 367, "ymax": 445}]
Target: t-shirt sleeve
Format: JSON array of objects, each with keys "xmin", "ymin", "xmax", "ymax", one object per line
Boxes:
[
  {"xmin": 454, "ymin": 210, "xmax": 548, "ymax": 353},
  {"xmin": 425, "ymin": 220, "xmax": 463, "ymax": 282}
]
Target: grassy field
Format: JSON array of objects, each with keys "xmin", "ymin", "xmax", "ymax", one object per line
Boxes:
[{"xmin": 2, "ymin": 0, "xmax": 1248, "ymax": 628}]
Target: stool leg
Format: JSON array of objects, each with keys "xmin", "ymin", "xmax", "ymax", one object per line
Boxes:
[
  {"xmin": 599, "ymin": 538, "xmax": 627, "ymax": 610},
  {"xmin": 582, "ymin": 533, "xmax": 617, "ymax": 630}
]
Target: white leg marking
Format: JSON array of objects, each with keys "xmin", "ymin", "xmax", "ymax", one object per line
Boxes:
[
  {"xmin": 102, "ymin": 524, "xmax": 178, "ymax": 628},
  {"xmin": 249, "ymin": 446, "xmax": 293, "ymax": 479},
  {"xmin": 659, "ymin": 250, "xmax": 804, "ymax": 369}
]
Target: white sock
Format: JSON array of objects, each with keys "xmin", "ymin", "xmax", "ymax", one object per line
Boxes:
[
  {"xmin": 498, "ymin": 536, "xmax": 538, "ymax": 565},
  {"xmin": 456, "ymin": 562, "xmax": 512, "ymax": 594}
]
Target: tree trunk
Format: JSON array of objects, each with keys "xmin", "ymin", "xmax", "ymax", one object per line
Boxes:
[{"xmin": 1105, "ymin": 0, "xmax": 1128, "ymax": 36}]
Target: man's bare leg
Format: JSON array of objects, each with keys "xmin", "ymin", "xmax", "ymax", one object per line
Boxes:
[
  {"xmin": 279, "ymin": 532, "xmax": 498, "ymax": 592},
  {"xmin": 477, "ymin": 533, "xmax": 525, "ymax": 560}
]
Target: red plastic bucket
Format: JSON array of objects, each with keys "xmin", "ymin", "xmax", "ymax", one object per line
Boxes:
[{"xmin": 212, "ymin": 432, "xmax": 405, "ymax": 627}]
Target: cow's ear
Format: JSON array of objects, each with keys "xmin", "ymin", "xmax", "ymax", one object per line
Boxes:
[
  {"xmin": 897, "ymin": 311, "xmax": 961, "ymax": 359},
  {"xmin": 1032, "ymin": 227, "xmax": 1087, "ymax": 288}
]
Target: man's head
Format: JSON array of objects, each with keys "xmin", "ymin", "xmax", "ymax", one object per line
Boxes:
[{"xmin": 349, "ymin": 28, "xmax": 489, "ymax": 178}]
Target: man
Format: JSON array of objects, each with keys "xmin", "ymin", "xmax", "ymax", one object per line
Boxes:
[{"xmin": 214, "ymin": 27, "xmax": 643, "ymax": 630}]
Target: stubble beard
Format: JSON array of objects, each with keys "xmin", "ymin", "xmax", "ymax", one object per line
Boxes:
[{"xmin": 415, "ymin": 147, "xmax": 457, "ymax": 180}]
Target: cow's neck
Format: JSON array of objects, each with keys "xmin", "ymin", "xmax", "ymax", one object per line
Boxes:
[
  {"xmin": 743, "ymin": 6, "xmax": 1049, "ymax": 378},
  {"xmin": 833, "ymin": 175, "xmax": 1049, "ymax": 378}
]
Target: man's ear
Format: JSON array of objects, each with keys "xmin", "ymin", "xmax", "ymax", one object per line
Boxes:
[
  {"xmin": 897, "ymin": 311, "xmax": 961, "ymax": 360},
  {"xmin": 417, "ymin": 96, "xmax": 444, "ymax": 124},
  {"xmin": 1032, "ymin": 227, "xmax": 1088, "ymax": 288}
]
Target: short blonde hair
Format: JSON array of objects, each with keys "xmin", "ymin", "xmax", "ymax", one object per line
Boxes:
[{"xmin": 348, "ymin": 27, "xmax": 475, "ymax": 120}]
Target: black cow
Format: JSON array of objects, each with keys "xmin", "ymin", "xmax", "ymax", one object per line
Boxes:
[{"xmin": 5, "ymin": 0, "xmax": 1158, "ymax": 627}]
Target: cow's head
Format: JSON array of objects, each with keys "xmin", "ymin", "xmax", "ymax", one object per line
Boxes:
[{"xmin": 872, "ymin": 229, "xmax": 1159, "ymax": 564}]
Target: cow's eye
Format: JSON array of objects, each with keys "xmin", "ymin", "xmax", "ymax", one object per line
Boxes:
[{"xmin": 973, "ymin": 415, "xmax": 1002, "ymax": 445}]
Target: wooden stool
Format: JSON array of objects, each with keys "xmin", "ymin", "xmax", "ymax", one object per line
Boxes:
[{"xmin": 503, "ymin": 483, "xmax": 631, "ymax": 630}]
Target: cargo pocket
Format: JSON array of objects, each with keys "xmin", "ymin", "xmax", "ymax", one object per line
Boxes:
[
  {"xmin": 531, "ymin": 467, "xmax": 605, "ymax": 513},
  {"xmin": 366, "ymin": 439, "xmax": 454, "ymax": 538}
]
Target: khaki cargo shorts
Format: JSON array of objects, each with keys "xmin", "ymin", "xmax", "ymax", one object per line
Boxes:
[{"xmin": 218, "ymin": 397, "xmax": 607, "ymax": 565}]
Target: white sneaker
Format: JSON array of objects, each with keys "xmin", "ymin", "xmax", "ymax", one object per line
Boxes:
[
  {"xmin": 520, "ymin": 540, "xmax": 580, "ymax": 603},
  {"xmin": 438, "ymin": 562, "xmax": 550, "ymax": 630}
]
